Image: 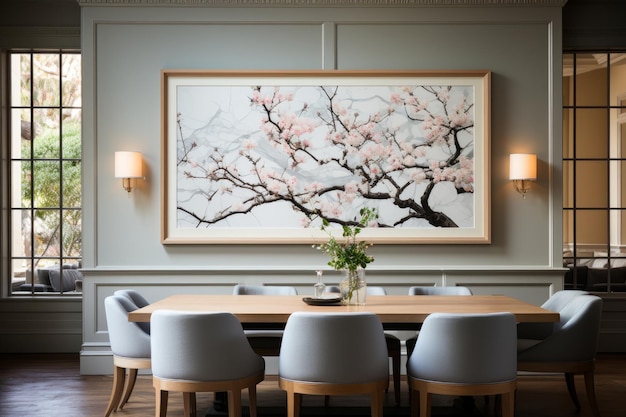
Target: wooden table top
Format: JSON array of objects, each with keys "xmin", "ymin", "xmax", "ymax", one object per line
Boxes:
[{"xmin": 128, "ymin": 294, "xmax": 559, "ymax": 325}]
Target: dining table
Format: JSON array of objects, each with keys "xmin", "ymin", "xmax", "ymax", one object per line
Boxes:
[
  {"xmin": 128, "ymin": 294, "xmax": 559, "ymax": 328},
  {"xmin": 128, "ymin": 293, "xmax": 558, "ymax": 416}
]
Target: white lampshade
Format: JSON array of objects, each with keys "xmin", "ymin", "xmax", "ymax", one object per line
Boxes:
[
  {"xmin": 509, "ymin": 153, "xmax": 537, "ymax": 180},
  {"xmin": 115, "ymin": 151, "xmax": 143, "ymax": 178}
]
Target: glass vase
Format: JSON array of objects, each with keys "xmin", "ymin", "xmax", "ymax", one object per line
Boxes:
[{"xmin": 339, "ymin": 269, "xmax": 367, "ymax": 305}]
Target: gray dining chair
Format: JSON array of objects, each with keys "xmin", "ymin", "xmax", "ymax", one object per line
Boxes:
[
  {"xmin": 516, "ymin": 289, "xmax": 588, "ymax": 340},
  {"xmin": 104, "ymin": 295, "xmax": 151, "ymax": 417},
  {"xmin": 232, "ymin": 284, "xmax": 298, "ymax": 356},
  {"xmin": 326, "ymin": 284, "xmax": 402, "ymax": 405},
  {"xmin": 151, "ymin": 310, "xmax": 265, "ymax": 417},
  {"xmin": 114, "ymin": 289, "xmax": 151, "ymax": 335},
  {"xmin": 405, "ymin": 286, "xmax": 473, "ymax": 358},
  {"xmin": 279, "ymin": 312, "xmax": 389, "ymax": 417},
  {"xmin": 517, "ymin": 294, "xmax": 603, "ymax": 417},
  {"xmin": 114, "ymin": 288, "xmax": 150, "ymax": 308},
  {"xmin": 407, "ymin": 312, "xmax": 518, "ymax": 417}
]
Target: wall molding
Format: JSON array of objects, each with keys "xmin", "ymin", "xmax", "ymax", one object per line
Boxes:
[{"xmin": 77, "ymin": 0, "xmax": 567, "ymax": 7}]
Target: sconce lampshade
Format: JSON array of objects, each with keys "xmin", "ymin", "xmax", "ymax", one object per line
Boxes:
[
  {"xmin": 115, "ymin": 151, "xmax": 143, "ymax": 178},
  {"xmin": 509, "ymin": 153, "xmax": 537, "ymax": 180},
  {"xmin": 509, "ymin": 153, "xmax": 537, "ymax": 198},
  {"xmin": 115, "ymin": 151, "xmax": 143, "ymax": 193}
]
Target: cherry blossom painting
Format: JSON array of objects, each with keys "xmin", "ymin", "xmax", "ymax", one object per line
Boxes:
[{"xmin": 161, "ymin": 71, "xmax": 490, "ymax": 244}]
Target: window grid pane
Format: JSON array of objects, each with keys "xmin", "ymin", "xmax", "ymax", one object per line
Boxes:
[
  {"xmin": 564, "ymin": 50, "xmax": 626, "ymax": 293},
  {"xmin": 8, "ymin": 51, "xmax": 82, "ymax": 296}
]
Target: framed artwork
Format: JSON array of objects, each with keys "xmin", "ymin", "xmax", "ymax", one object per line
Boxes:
[{"xmin": 161, "ymin": 70, "xmax": 490, "ymax": 244}]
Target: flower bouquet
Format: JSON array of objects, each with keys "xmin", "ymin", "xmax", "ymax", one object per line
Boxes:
[{"xmin": 314, "ymin": 207, "xmax": 378, "ymax": 305}]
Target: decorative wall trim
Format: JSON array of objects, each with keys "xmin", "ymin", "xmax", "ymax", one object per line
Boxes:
[{"xmin": 77, "ymin": 0, "xmax": 568, "ymax": 7}]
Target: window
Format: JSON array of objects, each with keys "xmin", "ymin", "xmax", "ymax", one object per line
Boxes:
[
  {"xmin": 563, "ymin": 51, "xmax": 626, "ymax": 293},
  {"xmin": 7, "ymin": 51, "xmax": 82, "ymax": 295}
]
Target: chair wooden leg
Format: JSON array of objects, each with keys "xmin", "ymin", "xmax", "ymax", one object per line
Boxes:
[
  {"xmin": 370, "ymin": 389, "xmax": 385, "ymax": 417},
  {"xmin": 183, "ymin": 392, "xmax": 196, "ymax": 417},
  {"xmin": 409, "ymin": 388, "xmax": 419, "ymax": 417},
  {"xmin": 119, "ymin": 368, "xmax": 138, "ymax": 409},
  {"xmin": 227, "ymin": 390, "xmax": 242, "ymax": 417},
  {"xmin": 501, "ymin": 391, "xmax": 514, "ymax": 417},
  {"xmin": 104, "ymin": 365, "xmax": 126, "ymax": 417},
  {"xmin": 248, "ymin": 385, "xmax": 258, "ymax": 417},
  {"xmin": 285, "ymin": 391, "xmax": 299, "ymax": 417},
  {"xmin": 565, "ymin": 372, "xmax": 581, "ymax": 410},
  {"xmin": 420, "ymin": 390, "xmax": 432, "ymax": 417},
  {"xmin": 155, "ymin": 389, "xmax": 168, "ymax": 417},
  {"xmin": 584, "ymin": 370, "xmax": 602, "ymax": 417}
]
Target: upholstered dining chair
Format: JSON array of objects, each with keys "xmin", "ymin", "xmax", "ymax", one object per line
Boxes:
[
  {"xmin": 279, "ymin": 312, "xmax": 389, "ymax": 417},
  {"xmin": 232, "ymin": 284, "xmax": 298, "ymax": 356},
  {"xmin": 326, "ymin": 285, "xmax": 402, "ymax": 405},
  {"xmin": 517, "ymin": 294, "xmax": 603, "ymax": 417},
  {"xmin": 104, "ymin": 295, "xmax": 152, "ymax": 417},
  {"xmin": 405, "ymin": 286, "xmax": 473, "ymax": 358},
  {"xmin": 516, "ymin": 289, "xmax": 588, "ymax": 340},
  {"xmin": 407, "ymin": 312, "xmax": 518, "ymax": 417},
  {"xmin": 151, "ymin": 310, "xmax": 265, "ymax": 417},
  {"xmin": 114, "ymin": 288, "xmax": 150, "ymax": 308},
  {"xmin": 114, "ymin": 289, "xmax": 151, "ymax": 335}
]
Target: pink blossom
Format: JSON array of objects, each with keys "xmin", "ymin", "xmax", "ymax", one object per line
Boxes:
[
  {"xmin": 390, "ymin": 92, "xmax": 402, "ymax": 104},
  {"xmin": 344, "ymin": 181, "xmax": 359, "ymax": 194},
  {"xmin": 242, "ymin": 139, "xmax": 257, "ymax": 150}
]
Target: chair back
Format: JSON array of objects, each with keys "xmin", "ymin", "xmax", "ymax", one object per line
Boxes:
[
  {"xmin": 517, "ymin": 289, "xmax": 589, "ymax": 340},
  {"xmin": 407, "ymin": 312, "xmax": 517, "ymax": 384},
  {"xmin": 114, "ymin": 289, "xmax": 150, "ymax": 308},
  {"xmin": 542, "ymin": 289, "xmax": 589, "ymax": 311},
  {"xmin": 326, "ymin": 285, "xmax": 387, "ymax": 295},
  {"xmin": 408, "ymin": 286, "xmax": 472, "ymax": 295},
  {"xmin": 279, "ymin": 312, "xmax": 388, "ymax": 384},
  {"xmin": 151, "ymin": 310, "xmax": 265, "ymax": 381},
  {"xmin": 233, "ymin": 284, "xmax": 297, "ymax": 295},
  {"xmin": 104, "ymin": 295, "xmax": 151, "ymax": 358},
  {"xmin": 518, "ymin": 294, "xmax": 603, "ymax": 362},
  {"xmin": 113, "ymin": 289, "xmax": 151, "ymax": 334}
]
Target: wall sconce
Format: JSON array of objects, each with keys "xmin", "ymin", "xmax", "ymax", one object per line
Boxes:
[
  {"xmin": 114, "ymin": 151, "xmax": 143, "ymax": 193},
  {"xmin": 509, "ymin": 153, "xmax": 537, "ymax": 199}
]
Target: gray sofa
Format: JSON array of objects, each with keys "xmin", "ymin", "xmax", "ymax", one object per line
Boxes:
[{"xmin": 18, "ymin": 263, "xmax": 83, "ymax": 292}]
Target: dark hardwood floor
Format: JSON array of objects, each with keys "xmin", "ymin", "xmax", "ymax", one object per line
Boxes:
[{"xmin": 0, "ymin": 353, "xmax": 624, "ymax": 417}]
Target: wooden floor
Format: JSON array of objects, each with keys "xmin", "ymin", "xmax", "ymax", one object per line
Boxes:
[{"xmin": 0, "ymin": 353, "xmax": 624, "ymax": 417}]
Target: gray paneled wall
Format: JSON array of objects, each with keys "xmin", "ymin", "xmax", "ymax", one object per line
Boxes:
[{"xmin": 78, "ymin": 4, "xmax": 568, "ymax": 373}]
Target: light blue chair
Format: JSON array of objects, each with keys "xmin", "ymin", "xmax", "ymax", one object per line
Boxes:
[
  {"xmin": 104, "ymin": 295, "xmax": 151, "ymax": 417},
  {"xmin": 517, "ymin": 294, "xmax": 603, "ymax": 417},
  {"xmin": 232, "ymin": 284, "xmax": 297, "ymax": 356},
  {"xmin": 151, "ymin": 310, "xmax": 265, "ymax": 417},
  {"xmin": 407, "ymin": 312, "xmax": 517, "ymax": 417},
  {"xmin": 405, "ymin": 286, "xmax": 473, "ymax": 358},
  {"xmin": 516, "ymin": 289, "xmax": 588, "ymax": 340},
  {"xmin": 326, "ymin": 285, "xmax": 402, "ymax": 405},
  {"xmin": 279, "ymin": 312, "xmax": 389, "ymax": 417}
]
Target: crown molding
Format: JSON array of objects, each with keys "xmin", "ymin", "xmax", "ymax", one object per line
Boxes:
[{"xmin": 76, "ymin": 0, "xmax": 568, "ymax": 7}]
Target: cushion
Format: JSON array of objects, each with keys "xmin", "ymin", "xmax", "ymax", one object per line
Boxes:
[
  {"xmin": 36, "ymin": 268, "xmax": 53, "ymax": 286},
  {"xmin": 48, "ymin": 269, "xmax": 82, "ymax": 292},
  {"xmin": 590, "ymin": 258, "xmax": 608, "ymax": 269},
  {"xmin": 611, "ymin": 258, "xmax": 626, "ymax": 267}
]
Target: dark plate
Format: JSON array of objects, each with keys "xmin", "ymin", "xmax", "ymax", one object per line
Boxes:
[{"xmin": 302, "ymin": 296, "xmax": 342, "ymax": 306}]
